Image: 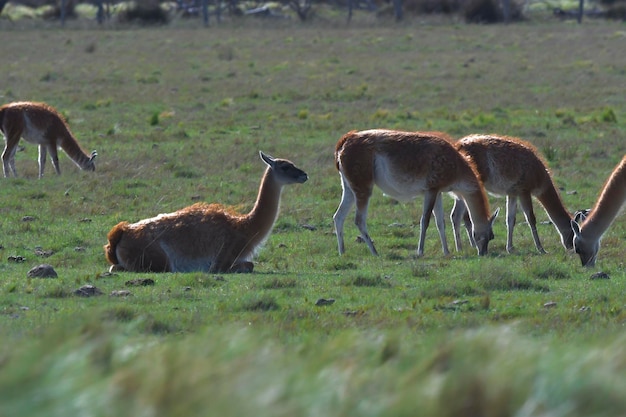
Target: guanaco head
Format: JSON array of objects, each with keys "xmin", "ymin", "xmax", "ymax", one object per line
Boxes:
[
  {"xmin": 260, "ymin": 151, "xmax": 308, "ymax": 185},
  {"xmin": 571, "ymin": 219, "xmax": 598, "ymax": 267},
  {"xmin": 84, "ymin": 150, "xmax": 98, "ymax": 172},
  {"xmin": 473, "ymin": 208, "xmax": 500, "ymax": 256},
  {"xmin": 574, "ymin": 209, "xmax": 590, "ymax": 224}
]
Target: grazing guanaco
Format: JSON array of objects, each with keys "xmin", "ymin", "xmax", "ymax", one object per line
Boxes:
[
  {"xmin": 450, "ymin": 134, "xmax": 574, "ymax": 254},
  {"xmin": 333, "ymin": 129, "xmax": 498, "ymax": 257},
  {"xmin": 104, "ymin": 151, "xmax": 308, "ymax": 273},
  {"xmin": 0, "ymin": 101, "xmax": 97, "ymax": 178},
  {"xmin": 571, "ymin": 155, "xmax": 626, "ymax": 267}
]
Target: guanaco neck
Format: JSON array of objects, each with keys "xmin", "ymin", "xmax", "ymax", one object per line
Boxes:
[
  {"xmin": 535, "ymin": 181, "xmax": 573, "ymax": 240},
  {"xmin": 57, "ymin": 128, "xmax": 91, "ymax": 168},
  {"xmin": 243, "ymin": 168, "xmax": 284, "ymax": 245},
  {"xmin": 457, "ymin": 180, "xmax": 491, "ymax": 230},
  {"xmin": 581, "ymin": 161, "xmax": 626, "ymax": 240}
]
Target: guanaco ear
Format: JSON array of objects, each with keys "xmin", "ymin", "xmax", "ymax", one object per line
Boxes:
[
  {"xmin": 571, "ymin": 219, "xmax": 582, "ymax": 238},
  {"xmin": 574, "ymin": 209, "xmax": 589, "ymax": 224},
  {"xmin": 259, "ymin": 151, "xmax": 275, "ymax": 167},
  {"xmin": 490, "ymin": 207, "xmax": 500, "ymax": 224}
]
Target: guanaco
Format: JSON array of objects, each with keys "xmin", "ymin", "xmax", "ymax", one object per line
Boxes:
[
  {"xmin": 450, "ymin": 134, "xmax": 574, "ymax": 254},
  {"xmin": 571, "ymin": 155, "xmax": 626, "ymax": 266},
  {"xmin": 0, "ymin": 101, "xmax": 97, "ymax": 178},
  {"xmin": 333, "ymin": 129, "xmax": 498, "ymax": 257},
  {"xmin": 104, "ymin": 151, "xmax": 308, "ymax": 273}
]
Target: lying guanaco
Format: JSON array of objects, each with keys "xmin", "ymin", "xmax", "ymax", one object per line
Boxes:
[{"xmin": 104, "ymin": 151, "xmax": 307, "ymax": 273}]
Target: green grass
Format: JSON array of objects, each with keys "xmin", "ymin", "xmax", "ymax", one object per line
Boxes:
[{"xmin": 1, "ymin": 17, "xmax": 626, "ymax": 416}]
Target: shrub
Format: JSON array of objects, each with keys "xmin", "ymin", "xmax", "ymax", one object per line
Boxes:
[
  {"xmin": 118, "ymin": 0, "xmax": 169, "ymax": 24},
  {"xmin": 605, "ymin": 2, "xmax": 626, "ymax": 19},
  {"xmin": 42, "ymin": 0, "xmax": 77, "ymax": 20},
  {"xmin": 462, "ymin": 0, "xmax": 524, "ymax": 23},
  {"xmin": 405, "ymin": 0, "xmax": 463, "ymax": 14}
]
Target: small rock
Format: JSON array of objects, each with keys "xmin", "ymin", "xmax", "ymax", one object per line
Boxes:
[
  {"xmin": 8, "ymin": 255, "xmax": 26, "ymax": 263},
  {"xmin": 543, "ymin": 301, "xmax": 557, "ymax": 308},
  {"xmin": 74, "ymin": 285, "xmax": 103, "ymax": 297},
  {"xmin": 301, "ymin": 224, "xmax": 316, "ymax": 231},
  {"xmin": 74, "ymin": 246, "xmax": 86, "ymax": 252},
  {"xmin": 125, "ymin": 278, "xmax": 155, "ymax": 287},
  {"xmin": 590, "ymin": 271, "xmax": 610, "ymax": 280},
  {"xmin": 27, "ymin": 264, "xmax": 58, "ymax": 278},
  {"xmin": 315, "ymin": 298, "xmax": 335, "ymax": 306},
  {"xmin": 22, "ymin": 216, "xmax": 36, "ymax": 222},
  {"xmin": 579, "ymin": 306, "xmax": 591, "ymax": 312},
  {"xmin": 78, "ymin": 218, "xmax": 92, "ymax": 223}
]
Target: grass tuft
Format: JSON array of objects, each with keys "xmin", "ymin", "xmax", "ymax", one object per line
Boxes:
[
  {"xmin": 346, "ymin": 274, "xmax": 392, "ymax": 288},
  {"xmin": 259, "ymin": 278, "xmax": 298, "ymax": 290},
  {"xmin": 103, "ymin": 306, "xmax": 137, "ymax": 323},
  {"xmin": 240, "ymin": 295, "xmax": 280, "ymax": 311},
  {"xmin": 43, "ymin": 285, "xmax": 73, "ymax": 298}
]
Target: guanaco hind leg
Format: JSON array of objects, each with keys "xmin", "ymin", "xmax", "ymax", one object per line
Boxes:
[
  {"xmin": 518, "ymin": 192, "xmax": 546, "ymax": 254},
  {"xmin": 418, "ymin": 190, "xmax": 447, "ymax": 257},
  {"xmin": 333, "ymin": 173, "xmax": 356, "ymax": 255},
  {"xmin": 430, "ymin": 193, "xmax": 450, "ymax": 256},
  {"xmin": 334, "ymin": 172, "xmax": 378, "ymax": 256}
]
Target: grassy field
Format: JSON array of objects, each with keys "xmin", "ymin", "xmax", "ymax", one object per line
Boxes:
[{"xmin": 1, "ymin": 16, "xmax": 626, "ymax": 416}]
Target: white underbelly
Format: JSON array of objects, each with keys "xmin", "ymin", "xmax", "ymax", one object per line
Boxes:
[
  {"xmin": 373, "ymin": 155, "xmax": 428, "ymax": 202},
  {"xmin": 21, "ymin": 116, "xmax": 49, "ymax": 146},
  {"xmin": 160, "ymin": 241, "xmax": 214, "ymax": 273}
]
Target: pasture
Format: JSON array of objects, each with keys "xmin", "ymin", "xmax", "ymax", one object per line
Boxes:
[{"xmin": 1, "ymin": 17, "xmax": 626, "ymax": 416}]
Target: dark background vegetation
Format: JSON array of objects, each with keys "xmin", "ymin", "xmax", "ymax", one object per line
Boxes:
[{"xmin": 2, "ymin": 0, "xmax": 626, "ymax": 25}]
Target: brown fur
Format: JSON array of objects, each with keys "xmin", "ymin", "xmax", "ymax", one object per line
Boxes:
[
  {"xmin": 572, "ymin": 155, "xmax": 626, "ymax": 266},
  {"xmin": 333, "ymin": 129, "xmax": 498, "ymax": 257},
  {"xmin": 451, "ymin": 134, "xmax": 573, "ymax": 254},
  {"xmin": 0, "ymin": 101, "xmax": 97, "ymax": 178},
  {"xmin": 103, "ymin": 152, "xmax": 307, "ymax": 273},
  {"xmin": 104, "ymin": 222, "xmax": 128, "ymax": 266}
]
